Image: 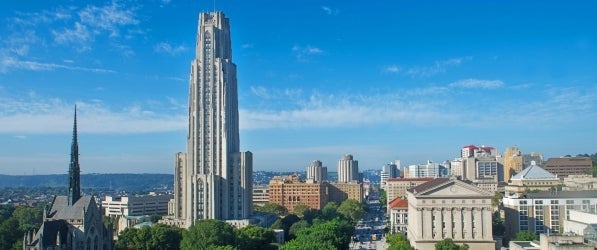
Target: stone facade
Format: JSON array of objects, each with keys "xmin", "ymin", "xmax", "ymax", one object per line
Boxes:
[{"xmin": 406, "ymin": 178, "xmax": 495, "ymax": 250}]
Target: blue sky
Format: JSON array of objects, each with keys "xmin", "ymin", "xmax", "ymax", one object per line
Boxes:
[{"xmin": 1, "ymin": 0, "xmax": 596, "ymax": 175}]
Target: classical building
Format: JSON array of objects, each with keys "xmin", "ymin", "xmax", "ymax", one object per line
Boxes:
[
  {"xmin": 306, "ymin": 160, "xmax": 327, "ymax": 182},
  {"xmin": 337, "ymin": 154, "xmax": 360, "ymax": 183},
  {"xmin": 505, "ymin": 161, "xmax": 561, "ymax": 195},
  {"xmin": 102, "ymin": 194, "xmax": 172, "ymax": 217},
  {"xmin": 503, "ymin": 190, "xmax": 597, "ymax": 241},
  {"xmin": 504, "ymin": 146, "xmax": 524, "ymax": 183},
  {"xmin": 166, "ymin": 11, "xmax": 252, "ymax": 227},
  {"xmin": 563, "ymin": 175, "xmax": 597, "ymax": 191},
  {"xmin": 328, "ymin": 182, "xmax": 363, "ymax": 204},
  {"xmin": 384, "ymin": 177, "xmax": 433, "ymax": 213},
  {"xmin": 542, "ymin": 157, "xmax": 593, "ymax": 179},
  {"xmin": 24, "ymin": 108, "xmax": 114, "ymax": 250},
  {"xmin": 406, "ymin": 178, "xmax": 495, "ymax": 250},
  {"xmin": 268, "ymin": 174, "xmax": 328, "ymax": 213},
  {"xmin": 388, "ymin": 198, "xmax": 408, "ymax": 233}
]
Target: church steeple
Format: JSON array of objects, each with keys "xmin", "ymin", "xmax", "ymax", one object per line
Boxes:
[{"xmin": 67, "ymin": 106, "xmax": 81, "ymax": 205}]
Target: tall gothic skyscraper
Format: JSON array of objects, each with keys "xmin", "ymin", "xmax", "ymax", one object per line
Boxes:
[{"xmin": 171, "ymin": 11, "xmax": 252, "ymax": 227}]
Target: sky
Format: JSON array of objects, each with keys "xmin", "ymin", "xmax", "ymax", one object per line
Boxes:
[{"xmin": 1, "ymin": 0, "xmax": 596, "ymax": 175}]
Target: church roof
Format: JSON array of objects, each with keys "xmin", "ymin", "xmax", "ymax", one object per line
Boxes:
[
  {"xmin": 511, "ymin": 162, "xmax": 557, "ymax": 180},
  {"xmin": 48, "ymin": 195, "xmax": 94, "ymax": 220}
]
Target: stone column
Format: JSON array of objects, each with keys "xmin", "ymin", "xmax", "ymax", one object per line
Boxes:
[
  {"xmin": 423, "ymin": 208, "xmax": 432, "ymax": 240},
  {"xmin": 453, "ymin": 208, "xmax": 462, "ymax": 240},
  {"xmin": 463, "ymin": 207, "xmax": 472, "ymax": 239},
  {"xmin": 445, "ymin": 208, "xmax": 453, "ymax": 239}
]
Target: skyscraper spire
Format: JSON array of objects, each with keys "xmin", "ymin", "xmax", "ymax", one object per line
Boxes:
[{"xmin": 67, "ymin": 106, "xmax": 81, "ymax": 205}]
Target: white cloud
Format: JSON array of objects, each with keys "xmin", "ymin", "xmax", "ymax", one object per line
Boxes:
[
  {"xmin": 321, "ymin": 6, "xmax": 339, "ymax": 15},
  {"xmin": 406, "ymin": 57, "xmax": 471, "ymax": 77},
  {"xmin": 241, "ymin": 44, "xmax": 254, "ymax": 49},
  {"xmin": 383, "ymin": 65, "xmax": 401, "ymax": 73},
  {"xmin": 292, "ymin": 45, "xmax": 324, "ymax": 62},
  {"xmin": 0, "ymin": 94, "xmax": 186, "ymax": 134},
  {"xmin": 154, "ymin": 42, "xmax": 187, "ymax": 55},
  {"xmin": 449, "ymin": 79, "xmax": 504, "ymax": 89},
  {"xmin": 0, "ymin": 56, "xmax": 115, "ymax": 73}
]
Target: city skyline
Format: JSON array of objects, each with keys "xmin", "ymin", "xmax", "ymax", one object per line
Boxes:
[{"xmin": 1, "ymin": 1, "xmax": 596, "ymax": 175}]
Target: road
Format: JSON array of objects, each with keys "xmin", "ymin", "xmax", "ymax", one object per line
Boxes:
[{"xmin": 350, "ymin": 190, "xmax": 389, "ymax": 250}]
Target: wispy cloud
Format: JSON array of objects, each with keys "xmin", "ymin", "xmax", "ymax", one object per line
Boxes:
[
  {"xmin": 382, "ymin": 65, "xmax": 401, "ymax": 74},
  {"xmin": 406, "ymin": 57, "xmax": 471, "ymax": 77},
  {"xmin": 239, "ymin": 84, "xmax": 597, "ymax": 130},
  {"xmin": 292, "ymin": 45, "xmax": 324, "ymax": 62},
  {"xmin": 0, "ymin": 57, "xmax": 115, "ymax": 73},
  {"xmin": 321, "ymin": 6, "xmax": 340, "ymax": 15},
  {"xmin": 0, "ymin": 93, "xmax": 185, "ymax": 134},
  {"xmin": 154, "ymin": 42, "xmax": 187, "ymax": 55},
  {"xmin": 449, "ymin": 79, "xmax": 503, "ymax": 89}
]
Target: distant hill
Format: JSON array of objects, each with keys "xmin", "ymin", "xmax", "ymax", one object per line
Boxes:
[{"xmin": 0, "ymin": 173, "xmax": 173, "ymax": 191}]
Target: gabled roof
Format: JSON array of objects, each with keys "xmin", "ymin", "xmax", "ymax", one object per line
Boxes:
[
  {"xmin": 407, "ymin": 178, "xmax": 450, "ymax": 194},
  {"xmin": 511, "ymin": 163, "xmax": 558, "ymax": 180},
  {"xmin": 389, "ymin": 198, "xmax": 408, "ymax": 209},
  {"xmin": 48, "ymin": 195, "xmax": 94, "ymax": 220}
]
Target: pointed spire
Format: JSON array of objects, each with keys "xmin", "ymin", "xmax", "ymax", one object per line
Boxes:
[{"xmin": 68, "ymin": 106, "xmax": 81, "ymax": 205}]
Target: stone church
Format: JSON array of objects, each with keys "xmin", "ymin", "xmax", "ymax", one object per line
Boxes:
[{"xmin": 23, "ymin": 108, "xmax": 114, "ymax": 250}]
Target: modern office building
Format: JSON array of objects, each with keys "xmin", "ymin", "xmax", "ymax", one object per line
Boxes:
[
  {"xmin": 338, "ymin": 154, "xmax": 360, "ymax": 183},
  {"xmin": 381, "ymin": 163, "xmax": 400, "ymax": 189},
  {"xmin": 542, "ymin": 157, "xmax": 593, "ymax": 179},
  {"xmin": 503, "ymin": 190, "xmax": 597, "ymax": 241},
  {"xmin": 167, "ymin": 11, "xmax": 252, "ymax": 227},
  {"xmin": 252, "ymin": 185, "xmax": 269, "ymax": 206},
  {"xmin": 306, "ymin": 160, "xmax": 327, "ymax": 182},
  {"xmin": 406, "ymin": 178, "xmax": 495, "ymax": 250},
  {"xmin": 406, "ymin": 160, "xmax": 443, "ymax": 178},
  {"xmin": 102, "ymin": 194, "xmax": 172, "ymax": 217}
]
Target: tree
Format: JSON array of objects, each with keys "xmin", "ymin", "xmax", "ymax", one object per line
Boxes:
[
  {"xmin": 292, "ymin": 204, "xmax": 310, "ymax": 218},
  {"xmin": 491, "ymin": 191, "xmax": 502, "ymax": 208},
  {"xmin": 435, "ymin": 238, "xmax": 469, "ymax": 250},
  {"xmin": 181, "ymin": 219, "xmax": 236, "ymax": 250},
  {"xmin": 150, "ymin": 224, "xmax": 183, "ymax": 250},
  {"xmin": 337, "ymin": 199, "xmax": 365, "ymax": 222},
  {"xmin": 235, "ymin": 225, "xmax": 276, "ymax": 250},
  {"xmin": 380, "ymin": 189, "xmax": 387, "ymax": 207},
  {"xmin": 288, "ymin": 220, "xmax": 309, "ymax": 239},
  {"xmin": 514, "ymin": 231, "xmax": 538, "ymax": 241},
  {"xmin": 254, "ymin": 203, "xmax": 288, "ymax": 217},
  {"xmin": 320, "ymin": 202, "xmax": 338, "ymax": 220},
  {"xmin": 387, "ymin": 233, "xmax": 414, "ymax": 250},
  {"xmin": 279, "ymin": 238, "xmax": 335, "ymax": 250}
]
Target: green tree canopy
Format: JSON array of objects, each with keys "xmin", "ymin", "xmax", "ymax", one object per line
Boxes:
[
  {"xmin": 435, "ymin": 238, "xmax": 469, "ymax": 250},
  {"xmin": 235, "ymin": 225, "xmax": 276, "ymax": 250},
  {"xmin": 387, "ymin": 233, "xmax": 414, "ymax": 250},
  {"xmin": 254, "ymin": 203, "xmax": 288, "ymax": 217},
  {"xmin": 181, "ymin": 219, "xmax": 236, "ymax": 250},
  {"xmin": 292, "ymin": 204, "xmax": 310, "ymax": 218},
  {"xmin": 337, "ymin": 199, "xmax": 365, "ymax": 222},
  {"xmin": 514, "ymin": 231, "xmax": 538, "ymax": 241},
  {"xmin": 320, "ymin": 202, "xmax": 338, "ymax": 220}
]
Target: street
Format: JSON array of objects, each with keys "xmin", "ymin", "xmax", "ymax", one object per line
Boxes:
[{"xmin": 350, "ymin": 190, "xmax": 389, "ymax": 250}]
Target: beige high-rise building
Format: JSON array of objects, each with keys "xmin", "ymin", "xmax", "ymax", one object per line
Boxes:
[
  {"xmin": 268, "ymin": 174, "xmax": 328, "ymax": 213},
  {"xmin": 328, "ymin": 182, "xmax": 363, "ymax": 203},
  {"xmin": 338, "ymin": 154, "xmax": 359, "ymax": 183},
  {"xmin": 167, "ymin": 12, "xmax": 252, "ymax": 227},
  {"xmin": 504, "ymin": 146, "xmax": 524, "ymax": 183}
]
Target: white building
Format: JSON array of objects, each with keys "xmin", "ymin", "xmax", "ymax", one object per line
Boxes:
[
  {"xmin": 381, "ymin": 163, "xmax": 399, "ymax": 190},
  {"xmin": 407, "ymin": 160, "xmax": 441, "ymax": 178},
  {"xmin": 406, "ymin": 178, "xmax": 495, "ymax": 250},
  {"xmin": 103, "ymin": 194, "xmax": 172, "ymax": 217},
  {"xmin": 388, "ymin": 197, "xmax": 408, "ymax": 233},
  {"xmin": 503, "ymin": 190, "xmax": 597, "ymax": 241},
  {"xmin": 306, "ymin": 160, "xmax": 327, "ymax": 182},
  {"xmin": 167, "ymin": 11, "xmax": 253, "ymax": 227},
  {"xmin": 337, "ymin": 154, "xmax": 359, "ymax": 183},
  {"xmin": 252, "ymin": 185, "xmax": 269, "ymax": 206}
]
